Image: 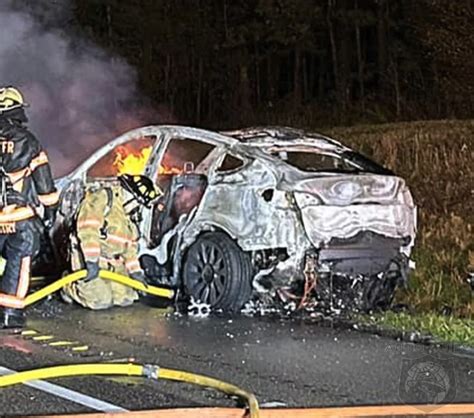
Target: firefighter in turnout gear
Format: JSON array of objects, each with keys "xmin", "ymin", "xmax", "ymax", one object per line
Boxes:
[
  {"xmin": 62, "ymin": 174, "xmax": 161, "ymax": 309},
  {"xmin": 0, "ymin": 86, "xmax": 58, "ymax": 328}
]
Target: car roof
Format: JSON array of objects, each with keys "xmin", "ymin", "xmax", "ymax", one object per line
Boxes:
[
  {"xmin": 222, "ymin": 126, "xmax": 350, "ymax": 153},
  {"xmin": 62, "ymin": 125, "xmax": 278, "ymax": 181}
]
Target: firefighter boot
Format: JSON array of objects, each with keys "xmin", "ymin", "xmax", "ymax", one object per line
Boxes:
[{"xmin": 0, "ymin": 307, "xmax": 25, "ymax": 329}]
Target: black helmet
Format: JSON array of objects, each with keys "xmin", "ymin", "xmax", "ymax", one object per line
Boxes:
[{"xmin": 118, "ymin": 174, "xmax": 161, "ymax": 207}]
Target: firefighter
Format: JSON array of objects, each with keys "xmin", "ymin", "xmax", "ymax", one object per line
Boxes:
[
  {"xmin": 62, "ymin": 174, "xmax": 161, "ymax": 309},
  {"xmin": 0, "ymin": 86, "xmax": 58, "ymax": 328}
]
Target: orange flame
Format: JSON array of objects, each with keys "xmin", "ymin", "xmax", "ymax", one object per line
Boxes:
[
  {"xmin": 158, "ymin": 164, "xmax": 182, "ymax": 175},
  {"xmin": 113, "ymin": 143, "xmax": 183, "ymax": 176},
  {"xmin": 113, "ymin": 145, "xmax": 152, "ymax": 175}
]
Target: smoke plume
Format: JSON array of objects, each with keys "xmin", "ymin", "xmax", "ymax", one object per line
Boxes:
[{"xmin": 0, "ymin": 1, "xmax": 160, "ymax": 176}]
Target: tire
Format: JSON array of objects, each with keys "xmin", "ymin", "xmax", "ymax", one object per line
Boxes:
[
  {"xmin": 361, "ymin": 272, "xmax": 399, "ymax": 312},
  {"xmin": 182, "ymin": 232, "xmax": 253, "ymax": 312}
]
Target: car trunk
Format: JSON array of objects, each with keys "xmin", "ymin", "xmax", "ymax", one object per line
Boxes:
[{"xmin": 290, "ymin": 174, "xmax": 416, "ymax": 249}]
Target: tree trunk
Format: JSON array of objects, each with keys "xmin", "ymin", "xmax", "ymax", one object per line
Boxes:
[
  {"xmin": 377, "ymin": 0, "xmax": 388, "ymax": 96},
  {"xmin": 255, "ymin": 41, "xmax": 261, "ymax": 106},
  {"xmin": 267, "ymin": 55, "xmax": 278, "ymax": 105},
  {"xmin": 293, "ymin": 48, "xmax": 302, "ymax": 106},
  {"xmin": 318, "ymin": 55, "xmax": 326, "ymax": 100},
  {"xmin": 197, "ymin": 58, "xmax": 203, "ymax": 123},
  {"xmin": 302, "ymin": 54, "xmax": 308, "ymax": 102},
  {"xmin": 308, "ymin": 54, "xmax": 315, "ymax": 99},
  {"xmin": 390, "ymin": 59, "xmax": 401, "ymax": 118},
  {"xmin": 164, "ymin": 54, "xmax": 171, "ymax": 100},
  {"xmin": 340, "ymin": 8, "xmax": 351, "ymax": 112},
  {"xmin": 355, "ymin": 0, "xmax": 365, "ymax": 111},
  {"xmin": 240, "ymin": 62, "xmax": 251, "ymax": 115},
  {"xmin": 327, "ymin": 0, "xmax": 340, "ymax": 105},
  {"xmin": 105, "ymin": 4, "xmax": 113, "ymax": 47},
  {"xmin": 223, "ymin": 0, "xmax": 229, "ymax": 40}
]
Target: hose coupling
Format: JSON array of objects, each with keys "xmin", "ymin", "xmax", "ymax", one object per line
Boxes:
[{"xmin": 142, "ymin": 364, "xmax": 160, "ymax": 380}]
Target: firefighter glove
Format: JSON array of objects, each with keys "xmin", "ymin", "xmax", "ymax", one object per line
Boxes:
[{"xmin": 85, "ymin": 261, "xmax": 100, "ymax": 282}]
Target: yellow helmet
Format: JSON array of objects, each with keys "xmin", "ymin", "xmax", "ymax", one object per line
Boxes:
[{"xmin": 0, "ymin": 87, "xmax": 27, "ymax": 113}]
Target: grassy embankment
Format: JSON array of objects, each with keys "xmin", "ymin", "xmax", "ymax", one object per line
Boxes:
[{"xmin": 324, "ymin": 120, "xmax": 473, "ymax": 344}]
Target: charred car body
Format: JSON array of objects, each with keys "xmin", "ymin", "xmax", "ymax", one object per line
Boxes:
[{"xmin": 43, "ymin": 125, "xmax": 416, "ymax": 312}]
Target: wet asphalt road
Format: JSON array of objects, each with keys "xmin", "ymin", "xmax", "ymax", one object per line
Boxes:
[{"xmin": 0, "ymin": 302, "xmax": 473, "ymax": 416}]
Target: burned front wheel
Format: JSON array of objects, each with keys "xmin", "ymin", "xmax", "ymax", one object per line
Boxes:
[{"xmin": 182, "ymin": 232, "xmax": 252, "ymax": 312}]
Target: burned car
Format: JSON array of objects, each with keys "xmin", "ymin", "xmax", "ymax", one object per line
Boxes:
[{"xmin": 45, "ymin": 125, "xmax": 416, "ymax": 312}]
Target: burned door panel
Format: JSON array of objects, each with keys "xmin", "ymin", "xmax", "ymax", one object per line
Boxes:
[
  {"xmin": 148, "ymin": 137, "xmax": 216, "ymax": 247},
  {"xmin": 182, "ymin": 158, "xmax": 308, "ymax": 253}
]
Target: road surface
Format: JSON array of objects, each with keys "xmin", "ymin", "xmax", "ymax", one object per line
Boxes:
[{"xmin": 0, "ymin": 302, "xmax": 473, "ymax": 416}]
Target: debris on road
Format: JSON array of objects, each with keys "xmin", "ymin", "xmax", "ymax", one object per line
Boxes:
[{"xmin": 187, "ymin": 297, "xmax": 211, "ymax": 318}]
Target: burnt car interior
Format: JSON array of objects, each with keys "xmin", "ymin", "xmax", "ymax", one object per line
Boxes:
[
  {"xmin": 87, "ymin": 137, "xmax": 156, "ymax": 178},
  {"xmin": 150, "ymin": 137, "xmax": 215, "ymax": 247},
  {"xmin": 271, "ymin": 149, "xmax": 360, "ymax": 173}
]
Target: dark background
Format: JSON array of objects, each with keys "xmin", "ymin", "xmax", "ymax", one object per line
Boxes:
[{"xmin": 70, "ymin": 0, "xmax": 474, "ymax": 127}]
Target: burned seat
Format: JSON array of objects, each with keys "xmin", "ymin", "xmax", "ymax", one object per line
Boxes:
[{"xmin": 150, "ymin": 173, "xmax": 208, "ymax": 248}]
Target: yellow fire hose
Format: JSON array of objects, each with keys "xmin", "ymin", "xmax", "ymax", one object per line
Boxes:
[
  {"xmin": 9, "ymin": 273, "xmax": 259, "ymax": 416},
  {"xmin": 24, "ymin": 270, "xmax": 175, "ymax": 306},
  {"xmin": 0, "ymin": 363, "xmax": 260, "ymax": 417}
]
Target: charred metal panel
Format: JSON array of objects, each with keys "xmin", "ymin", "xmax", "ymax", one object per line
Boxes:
[
  {"xmin": 181, "ymin": 158, "xmax": 311, "ymax": 255},
  {"xmin": 287, "ymin": 174, "xmax": 405, "ymax": 205},
  {"xmin": 294, "ymin": 201, "xmax": 415, "ymax": 245},
  {"xmin": 223, "ymin": 127, "xmax": 348, "ymax": 154}
]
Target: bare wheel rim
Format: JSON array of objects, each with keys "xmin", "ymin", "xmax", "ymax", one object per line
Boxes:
[{"xmin": 185, "ymin": 240, "xmax": 228, "ymax": 306}]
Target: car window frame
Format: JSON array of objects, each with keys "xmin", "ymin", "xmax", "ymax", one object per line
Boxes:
[
  {"xmin": 207, "ymin": 148, "xmax": 251, "ymax": 184},
  {"xmin": 85, "ymin": 136, "xmax": 158, "ymax": 179},
  {"xmin": 263, "ymin": 146, "xmax": 362, "ymax": 174}
]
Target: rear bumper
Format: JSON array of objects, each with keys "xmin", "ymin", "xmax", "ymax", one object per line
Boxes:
[{"xmin": 317, "ymin": 231, "xmax": 410, "ymax": 277}]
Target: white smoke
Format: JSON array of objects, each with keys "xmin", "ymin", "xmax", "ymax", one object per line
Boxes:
[{"xmin": 0, "ymin": 1, "xmax": 158, "ymax": 176}]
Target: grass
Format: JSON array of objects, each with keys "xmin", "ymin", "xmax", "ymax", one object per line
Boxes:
[{"xmin": 362, "ymin": 311, "xmax": 474, "ymax": 346}]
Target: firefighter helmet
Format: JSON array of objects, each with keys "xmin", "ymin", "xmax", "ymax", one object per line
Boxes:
[
  {"xmin": 118, "ymin": 174, "xmax": 161, "ymax": 207},
  {"xmin": 0, "ymin": 87, "xmax": 27, "ymax": 113}
]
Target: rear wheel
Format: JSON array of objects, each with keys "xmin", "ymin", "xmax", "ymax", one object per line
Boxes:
[{"xmin": 182, "ymin": 232, "xmax": 253, "ymax": 312}]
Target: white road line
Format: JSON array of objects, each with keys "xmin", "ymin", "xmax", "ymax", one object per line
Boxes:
[{"xmin": 0, "ymin": 366, "xmax": 128, "ymax": 413}]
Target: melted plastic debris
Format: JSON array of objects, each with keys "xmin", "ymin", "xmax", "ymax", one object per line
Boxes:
[
  {"xmin": 187, "ymin": 297, "xmax": 212, "ymax": 318},
  {"xmin": 240, "ymin": 283, "xmax": 357, "ymax": 320},
  {"xmin": 241, "ymin": 300, "xmax": 282, "ymax": 316}
]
